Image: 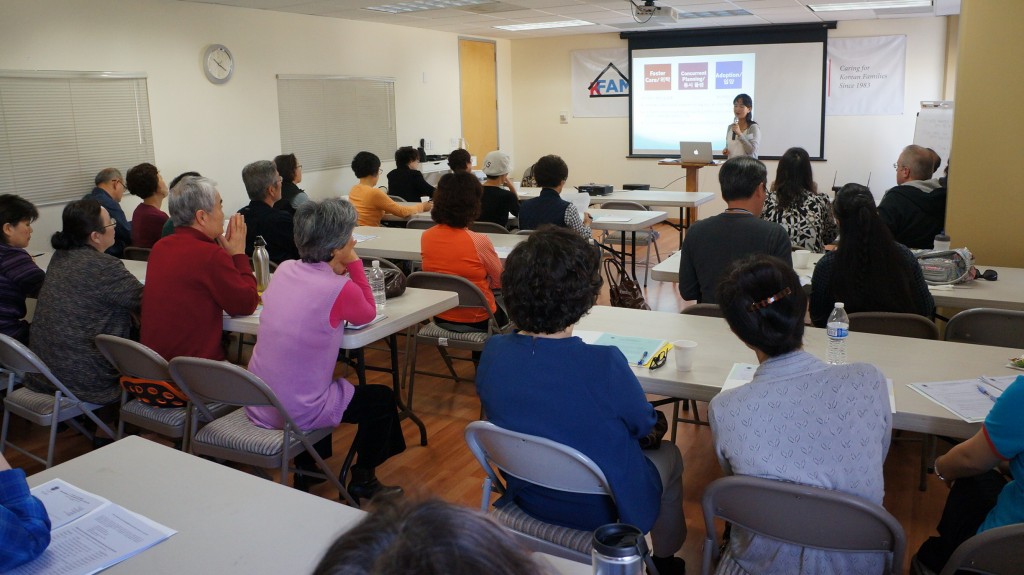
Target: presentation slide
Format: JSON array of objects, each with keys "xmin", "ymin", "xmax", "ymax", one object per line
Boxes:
[{"xmin": 630, "ymin": 43, "xmax": 825, "ymax": 159}]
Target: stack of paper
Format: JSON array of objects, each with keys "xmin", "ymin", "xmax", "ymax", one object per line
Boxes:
[
  {"xmin": 908, "ymin": 375, "xmax": 1016, "ymax": 422},
  {"xmin": 13, "ymin": 479, "xmax": 175, "ymax": 575},
  {"xmin": 574, "ymin": 330, "xmax": 669, "ymax": 367}
]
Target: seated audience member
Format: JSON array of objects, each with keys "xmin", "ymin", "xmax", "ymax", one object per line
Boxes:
[
  {"xmin": 761, "ymin": 147, "xmax": 837, "ymax": 252},
  {"xmin": 160, "ymin": 171, "xmax": 201, "ymax": 238},
  {"xmin": 247, "ymin": 198, "xmax": 405, "ymax": 502},
  {"xmin": 386, "ymin": 146, "xmax": 435, "ymax": 202},
  {"xmin": 476, "ymin": 228, "xmax": 687, "ymax": 575},
  {"xmin": 272, "ymin": 153, "xmax": 310, "ymax": 215},
  {"xmin": 141, "ymin": 176, "xmax": 259, "ymax": 361},
  {"xmin": 313, "ymin": 499, "xmax": 550, "ymax": 575},
  {"xmin": 421, "ymin": 172, "xmax": 507, "ymax": 331},
  {"xmin": 518, "ymin": 155, "xmax": 591, "ymax": 239},
  {"xmin": 0, "ymin": 195, "xmax": 44, "ymax": 344},
  {"xmin": 810, "ymin": 184, "xmax": 934, "ymax": 327},
  {"xmin": 520, "ymin": 163, "xmax": 537, "ymax": 188},
  {"xmin": 447, "ymin": 148, "xmax": 472, "ymax": 173},
  {"xmin": 0, "ymin": 453, "xmax": 50, "ymax": 570},
  {"xmin": 27, "ymin": 199, "xmax": 143, "ymax": 405},
  {"xmin": 710, "ymin": 254, "xmax": 892, "ymax": 575},
  {"xmin": 238, "ymin": 160, "xmax": 299, "ymax": 263},
  {"xmin": 479, "ymin": 150, "xmax": 519, "ymax": 229},
  {"xmin": 678, "ymin": 156, "xmax": 791, "ymax": 304},
  {"xmin": 879, "ymin": 144, "xmax": 947, "ymax": 249},
  {"xmin": 912, "ymin": 375, "xmax": 1024, "ymax": 574},
  {"xmin": 348, "ymin": 152, "xmax": 430, "ymax": 227},
  {"xmin": 126, "ymin": 162, "xmax": 169, "ymax": 249},
  {"xmin": 85, "ymin": 167, "xmax": 131, "ymax": 257}
]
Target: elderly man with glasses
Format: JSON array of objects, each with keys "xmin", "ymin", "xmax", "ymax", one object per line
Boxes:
[
  {"xmin": 879, "ymin": 144, "xmax": 948, "ymax": 249},
  {"xmin": 237, "ymin": 160, "xmax": 299, "ymax": 264},
  {"xmin": 85, "ymin": 167, "xmax": 132, "ymax": 257}
]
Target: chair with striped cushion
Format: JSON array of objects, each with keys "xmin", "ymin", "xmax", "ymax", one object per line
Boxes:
[
  {"xmin": 167, "ymin": 356, "xmax": 360, "ymax": 507},
  {"xmin": 0, "ymin": 334, "xmax": 116, "ymax": 468},
  {"xmin": 465, "ymin": 420, "xmax": 619, "ymax": 564},
  {"xmin": 95, "ymin": 334, "xmax": 231, "ymax": 451},
  {"xmin": 404, "ymin": 272, "xmax": 512, "ymax": 412}
]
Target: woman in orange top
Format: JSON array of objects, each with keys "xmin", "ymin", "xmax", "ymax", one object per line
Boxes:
[
  {"xmin": 348, "ymin": 152, "xmax": 431, "ymax": 227},
  {"xmin": 421, "ymin": 172, "xmax": 507, "ymax": 331}
]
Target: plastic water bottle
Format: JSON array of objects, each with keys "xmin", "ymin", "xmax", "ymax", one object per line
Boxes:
[
  {"xmin": 369, "ymin": 260, "xmax": 386, "ymax": 313},
  {"xmin": 252, "ymin": 235, "xmax": 270, "ymax": 294},
  {"xmin": 933, "ymin": 232, "xmax": 951, "ymax": 252},
  {"xmin": 826, "ymin": 302, "xmax": 849, "ymax": 365}
]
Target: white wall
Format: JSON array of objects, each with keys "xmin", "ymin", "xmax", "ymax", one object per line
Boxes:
[
  {"xmin": 509, "ymin": 17, "xmax": 949, "ymax": 217},
  {"xmin": 0, "ymin": 0, "xmax": 510, "ymax": 252}
]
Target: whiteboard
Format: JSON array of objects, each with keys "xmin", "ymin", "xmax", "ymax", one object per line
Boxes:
[{"xmin": 913, "ymin": 101, "xmax": 953, "ymax": 174}]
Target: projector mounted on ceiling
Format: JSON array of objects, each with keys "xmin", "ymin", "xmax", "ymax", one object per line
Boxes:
[{"xmin": 631, "ymin": 0, "xmax": 680, "ymax": 22}]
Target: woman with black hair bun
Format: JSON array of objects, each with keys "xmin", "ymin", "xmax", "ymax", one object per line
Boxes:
[
  {"xmin": 710, "ymin": 254, "xmax": 892, "ymax": 575},
  {"xmin": 723, "ymin": 93, "xmax": 760, "ymax": 159},
  {"xmin": 26, "ymin": 199, "xmax": 142, "ymax": 405},
  {"xmin": 809, "ymin": 183, "xmax": 934, "ymax": 327},
  {"xmin": 761, "ymin": 147, "xmax": 837, "ymax": 252}
]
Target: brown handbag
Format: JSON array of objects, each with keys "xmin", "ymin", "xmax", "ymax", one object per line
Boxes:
[{"xmin": 603, "ymin": 258, "xmax": 650, "ymax": 310}]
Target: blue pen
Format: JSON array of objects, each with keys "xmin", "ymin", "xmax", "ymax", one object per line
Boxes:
[
  {"xmin": 976, "ymin": 384, "xmax": 997, "ymax": 402},
  {"xmin": 637, "ymin": 351, "xmax": 649, "ymax": 366}
]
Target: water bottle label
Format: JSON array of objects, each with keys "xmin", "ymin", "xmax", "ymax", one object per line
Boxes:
[{"xmin": 827, "ymin": 326, "xmax": 848, "ymax": 338}]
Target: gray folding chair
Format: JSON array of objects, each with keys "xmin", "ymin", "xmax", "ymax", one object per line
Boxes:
[
  {"xmin": 404, "ymin": 272, "xmax": 512, "ymax": 412},
  {"xmin": 681, "ymin": 303, "xmax": 723, "ymax": 318},
  {"xmin": 406, "ymin": 219, "xmax": 436, "ymax": 230},
  {"xmin": 388, "ymin": 194, "xmax": 407, "ymax": 203},
  {"xmin": 469, "ymin": 221, "xmax": 510, "ymax": 234},
  {"xmin": 849, "ymin": 311, "xmax": 939, "ymax": 340},
  {"xmin": 514, "ymin": 229, "xmax": 535, "ymax": 235},
  {"xmin": 0, "ymin": 334, "xmax": 115, "ymax": 468},
  {"xmin": 701, "ymin": 475, "xmax": 905, "ymax": 575},
  {"xmin": 167, "ymin": 357, "xmax": 359, "ymax": 507},
  {"xmin": 465, "ymin": 420, "xmax": 616, "ymax": 563},
  {"xmin": 597, "ymin": 200, "xmax": 662, "ymax": 286},
  {"xmin": 94, "ymin": 334, "xmax": 230, "ymax": 450},
  {"xmin": 122, "ymin": 246, "xmax": 152, "ymax": 262},
  {"xmin": 944, "ymin": 308, "xmax": 1024, "ymax": 348},
  {"xmin": 939, "ymin": 522, "xmax": 1024, "ymax": 575}
]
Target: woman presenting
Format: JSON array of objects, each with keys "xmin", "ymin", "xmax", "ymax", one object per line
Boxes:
[{"xmin": 723, "ymin": 93, "xmax": 760, "ymax": 159}]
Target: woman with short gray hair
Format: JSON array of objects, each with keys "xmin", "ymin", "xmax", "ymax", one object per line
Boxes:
[{"xmin": 245, "ymin": 198, "xmax": 406, "ymax": 503}]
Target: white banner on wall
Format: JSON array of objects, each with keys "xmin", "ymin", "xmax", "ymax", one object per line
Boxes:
[
  {"xmin": 571, "ymin": 48, "xmax": 630, "ymax": 118},
  {"xmin": 826, "ymin": 35, "xmax": 906, "ymax": 116}
]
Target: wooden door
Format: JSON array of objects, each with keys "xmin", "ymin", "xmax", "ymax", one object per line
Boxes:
[{"xmin": 458, "ymin": 39, "xmax": 498, "ymax": 170}]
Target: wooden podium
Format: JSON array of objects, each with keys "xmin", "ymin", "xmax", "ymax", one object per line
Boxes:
[{"xmin": 657, "ymin": 159, "xmax": 713, "ymax": 192}]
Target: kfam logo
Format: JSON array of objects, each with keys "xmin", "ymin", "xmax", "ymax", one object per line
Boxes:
[{"xmin": 588, "ymin": 62, "xmax": 630, "ymax": 98}]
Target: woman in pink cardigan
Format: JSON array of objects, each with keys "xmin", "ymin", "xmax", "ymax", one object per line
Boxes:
[{"xmin": 245, "ymin": 198, "xmax": 405, "ymax": 504}]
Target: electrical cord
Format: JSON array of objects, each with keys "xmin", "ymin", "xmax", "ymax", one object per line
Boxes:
[{"xmin": 628, "ymin": 0, "xmax": 654, "ymax": 23}]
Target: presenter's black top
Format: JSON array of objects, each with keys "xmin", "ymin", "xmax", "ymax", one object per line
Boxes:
[{"xmin": 386, "ymin": 166, "xmax": 435, "ymax": 202}]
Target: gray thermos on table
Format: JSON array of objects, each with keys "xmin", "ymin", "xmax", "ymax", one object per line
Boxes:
[
  {"xmin": 592, "ymin": 523, "xmax": 657, "ymax": 575},
  {"xmin": 253, "ymin": 235, "xmax": 270, "ymax": 293}
]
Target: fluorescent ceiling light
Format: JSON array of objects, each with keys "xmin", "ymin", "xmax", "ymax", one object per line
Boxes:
[
  {"xmin": 807, "ymin": 0, "xmax": 932, "ymax": 11},
  {"xmin": 677, "ymin": 9, "xmax": 750, "ymax": 18},
  {"xmin": 493, "ymin": 20, "xmax": 593, "ymax": 30},
  {"xmin": 365, "ymin": 0, "xmax": 493, "ymax": 14}
]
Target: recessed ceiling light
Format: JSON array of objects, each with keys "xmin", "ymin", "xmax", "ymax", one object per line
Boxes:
[
  {"xmin": 807, "ymin": 0, "xmax": 932, "ymax": 12},
  {"xmin": 493, "ymin": 19, "xmax": 593, "ymax": 31},
  {"xmin": 365, "ymin": 0, "xmax": 493, "ymax": 14}
]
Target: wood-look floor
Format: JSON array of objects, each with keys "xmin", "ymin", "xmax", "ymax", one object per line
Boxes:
[{"xmin": 3, "ymin": 222, "xmax": 950, "ymax": 574}]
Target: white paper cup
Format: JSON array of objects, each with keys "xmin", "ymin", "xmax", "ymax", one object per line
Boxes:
[
  {"xmin": 420, "ymin": 196, "xmax": 431, "ymax": 203},
  {"xmin": 792, "ymin": 249, "xmax": 811, "ymax": 268},
  {"xmin": 672, "ymin": 340, "xmax": 698, "ymax": 372}
]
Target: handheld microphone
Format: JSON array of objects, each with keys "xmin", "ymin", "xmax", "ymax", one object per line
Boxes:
[{"xmin": 732, "ymin": 117, "xmax": 738, "ymax": 140}]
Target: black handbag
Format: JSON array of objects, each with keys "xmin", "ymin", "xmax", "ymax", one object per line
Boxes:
[
  {"xmin": 603, "ymin": 258, "xmax": 650, "ymax": 310},
  {"xmin": 382, "ymin": 267, "xmax": 407, "ymax": 298}
]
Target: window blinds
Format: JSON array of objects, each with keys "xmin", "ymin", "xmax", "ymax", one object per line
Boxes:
[
  {"xmin": 0, "ymin": 72, "xmax": 154, "ymax": 206},
  {"xmin": 277, "ymin": 76, "xmax": 397, "ymax": 171}
]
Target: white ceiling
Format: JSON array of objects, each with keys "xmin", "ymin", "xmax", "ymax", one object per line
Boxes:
[{"xmin": 178, "ymin": 0, "xmax": 959, "ymax": 39}]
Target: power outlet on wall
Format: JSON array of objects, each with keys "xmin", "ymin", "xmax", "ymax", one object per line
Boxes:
[
  {"xmin": 559, "ymin": 111, "xmax": 569, "ymax": 124},
  {"xmin": 425, "ymin": 139, "xmax": 432, "ymax": 151}
]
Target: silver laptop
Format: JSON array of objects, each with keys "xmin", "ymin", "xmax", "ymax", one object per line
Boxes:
[{"xmin": 679, "ymin": 141, "xmax": 713, "ymax": 164}]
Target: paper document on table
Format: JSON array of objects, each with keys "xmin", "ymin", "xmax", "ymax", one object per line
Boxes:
[
  {"xmin": 14, "ymin": 480, "xmax": 176, "ymax": 575},
  {"xmin": 224, "ymin": 304, "xmax": 262, "ymax": 319},
  {"xmin": 722, "ymin": 363, "xmax": 757, "ymax": 391},
  {"xmin": 907, "ymin": 375, "xmax": 1016, "ymax": 422},
  {"xmin": 353, "ymin": 233, "xmax": 377, "ymax": 243},
  {"xmin": 594, "ymin": 333, "xmax": 668, "ymax": 367},
  {"xmin": 593, "ymin": 216, "xmax": 631, "ymax": 223},
  {"xmin": 572, "ymin": 330, "xmax": 603, "ymax": 345},
  {"xmin": 886, "ymin": 378, "xmax": 896, "ymax": 414},
  {"xmin": 346, "ymin": 314, "xmax": 388, "ymax": 330},
  {"xmin": 494, "ymin": 246, "xmax": 514, "ymax": 259}
]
